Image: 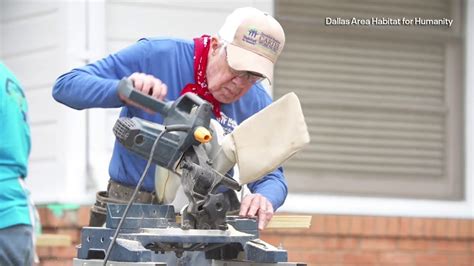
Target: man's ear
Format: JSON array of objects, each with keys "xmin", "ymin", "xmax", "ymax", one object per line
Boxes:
[{"xmin": 210, "ymin": 36, "xmax": 220, "ymax": 53}]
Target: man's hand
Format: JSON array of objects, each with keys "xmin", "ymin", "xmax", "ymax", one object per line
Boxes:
[
  {"xmin": 239, "ymin": 193, "xmax": 274, "ymax": 230},
  {"xmin": 119, "ymin": 72, "xmax": 168, "ymax": 112}
]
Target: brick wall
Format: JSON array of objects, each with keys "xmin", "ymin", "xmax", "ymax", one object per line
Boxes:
[
  {"xmin": 36, "ymin": 206, "xmax": 89, "ymax": 266},
  {"xmin": 36, "ymin": 206, "xmax": 473, "ymax": 266},
  {"xmin": 261, "ymin": 214, "xmax": 474, "ymax": 266}
]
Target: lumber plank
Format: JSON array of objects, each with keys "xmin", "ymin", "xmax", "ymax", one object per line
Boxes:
[
  {"xmin": 36, "ymin": 234, "xmax": 72, "ymax": 247},
  {"xmin": 267, "ymin": 215, "xmax": 312, "ymax": 228},
  {"xmin": 175, "ymin": 215, "xmax": 312, "ymax": 229}
]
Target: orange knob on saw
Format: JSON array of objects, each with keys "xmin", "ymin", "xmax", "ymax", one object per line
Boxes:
[{"xmin": 194, "ymin": 126, "xmax": 212, "ymax": 143}]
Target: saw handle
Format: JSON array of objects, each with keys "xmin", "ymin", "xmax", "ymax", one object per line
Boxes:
[{"xmin": 117, "ymin": 78, "xmax": 170, "ymax": 115}]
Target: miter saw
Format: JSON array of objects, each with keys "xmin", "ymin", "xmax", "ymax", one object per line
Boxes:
[{"xmin": 73, "ymin": 79, "xmax": 310, "ymax": 266}]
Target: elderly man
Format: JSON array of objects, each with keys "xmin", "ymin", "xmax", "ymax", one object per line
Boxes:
[{"xmin": 53, "ymin": 7, "xmax": 287, "ymax": 230}]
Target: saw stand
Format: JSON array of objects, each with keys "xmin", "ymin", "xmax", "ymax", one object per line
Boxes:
[{"xmin": 73, "ymin": 204, "xmax": 305, "ymax": 266}]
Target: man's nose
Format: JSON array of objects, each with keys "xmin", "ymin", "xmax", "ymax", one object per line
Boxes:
[{"xmin": 231, "ymin": 76, "xmax": 252, "ymax": 87}]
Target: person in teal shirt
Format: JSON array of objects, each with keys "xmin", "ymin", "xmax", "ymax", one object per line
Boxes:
[{"xmin": 0, "ymin": 62, "xmax": 35, "ymax": 266}]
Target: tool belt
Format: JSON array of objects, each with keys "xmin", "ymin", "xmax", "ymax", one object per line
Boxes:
[{"xmin": 88, "ymin": 180, "xmax": 157, "ymax": 226}]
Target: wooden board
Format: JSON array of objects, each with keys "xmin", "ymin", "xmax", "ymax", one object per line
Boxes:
[
  {"xmin": 36, "ymin": 234, "xmax": 72, "ymax": 247},
  {"xmin": 175, "ymin": 215, "xmax": 312, "ymax": 229},
  {"xmin": 267, "ymin": 215, "xmax": 312, "ymax": 229}
]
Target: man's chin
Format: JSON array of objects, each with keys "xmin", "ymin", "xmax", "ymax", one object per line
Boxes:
[
  {"xmin": 216, "ymin": 97, "xmax": 234, "ymax": 104},
  {"xmin": 212, "ymin": 93, "xmax": 235, "ymax": 104}
]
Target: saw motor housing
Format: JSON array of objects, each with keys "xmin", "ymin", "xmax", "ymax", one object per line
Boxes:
[{"xmin": 113, "ymin": 78, "xmax": 213, "ymax": 170}]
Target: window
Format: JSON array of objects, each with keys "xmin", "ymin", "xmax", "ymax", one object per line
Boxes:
[{"xmin": 275, "ymin": 0, "xmax": 464, "ymax": 200}]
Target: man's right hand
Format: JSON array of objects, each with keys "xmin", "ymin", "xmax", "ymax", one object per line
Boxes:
[{"xmin": 118, "ymin": 72, "xmax": 168, "ymax": 112}]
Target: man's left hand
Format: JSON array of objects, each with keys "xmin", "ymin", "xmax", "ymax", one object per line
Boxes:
[{"xmin": 239, "ymin": 193, "xmax": 274, "ymax": 230}]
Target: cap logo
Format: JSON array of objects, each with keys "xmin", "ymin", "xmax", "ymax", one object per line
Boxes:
[
  {"xmin": 258, "ymin": 32, "xmax": 280, "ymax": 54},
  {"xmin": 242, "ymin": 28, "xmax": 258, "ymax": 45},
  {"xmin": 248, "ymin": 28, "xmax": 258, "ymax": 38}
]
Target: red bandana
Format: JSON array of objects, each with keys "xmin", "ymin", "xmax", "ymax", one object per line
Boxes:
[{"xmin": 181, "ymin": 35, "xmax": 221, "ymax": 118}]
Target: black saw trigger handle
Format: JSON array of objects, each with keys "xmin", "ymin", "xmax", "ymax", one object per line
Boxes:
[{"xmin": 117, "ymin": 78, "xmax": 169, "ymax": 115}]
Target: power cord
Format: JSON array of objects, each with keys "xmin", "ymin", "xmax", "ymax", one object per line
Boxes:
[{"xmin": 102, "ymin": 125, "xmax": 190, "ymax": 265}]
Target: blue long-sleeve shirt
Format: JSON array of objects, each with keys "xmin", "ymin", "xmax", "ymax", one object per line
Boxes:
[{"xmin": 52, "ymin": 37, "xmax": 287, "ymax": 210}]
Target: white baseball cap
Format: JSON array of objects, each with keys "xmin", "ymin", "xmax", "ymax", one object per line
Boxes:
[{"xmin": 218, "ymin": 7, "xmax": 286, "ymax": 83}]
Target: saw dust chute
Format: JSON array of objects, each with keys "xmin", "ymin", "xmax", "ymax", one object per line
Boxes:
[
  {"xmin": 211, "ymin": 92, "xmax": 310, "ymax": 185},
  {"xmin": 74, "ymin": 78, "xmax": 310, "ymax": 266}
]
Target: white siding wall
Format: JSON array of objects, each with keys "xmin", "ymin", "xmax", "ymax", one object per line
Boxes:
[{"xmin": 1, "ymin": 0, "xmax": 90, "ymax": 203}]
